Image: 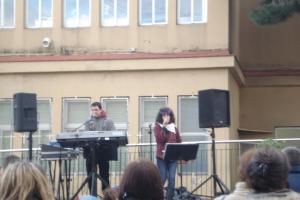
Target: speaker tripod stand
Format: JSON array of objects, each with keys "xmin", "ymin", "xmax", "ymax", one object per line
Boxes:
[{"xmin": 191, "ymin": 127, "xmax": 229, "ymax": 198}]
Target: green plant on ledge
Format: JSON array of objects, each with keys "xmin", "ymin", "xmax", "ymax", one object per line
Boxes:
[{"xmin": 257, "ymin": 138, "xmax": 285, "ymax": 149}]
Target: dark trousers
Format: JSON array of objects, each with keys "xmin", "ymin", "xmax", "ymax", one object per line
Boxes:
[{"xmin": 86, "ymin": 158, "xmax": 110, "ymax": 192}]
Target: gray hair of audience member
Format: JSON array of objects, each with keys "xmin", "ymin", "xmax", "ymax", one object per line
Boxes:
[
  {"xmin": 246, "ymin": 147, "xmax": 290, "ymax": 193},
  {"xmin": 0, "ymin": 161, "xmax": 54, "ymax": 200},
  {"xmin": 282, "ymin": 146, "xmax": 300, "ymax": 166},
  {"xmin": 2, "ymin": 154, "xmax": 20, "ymax": 169}
]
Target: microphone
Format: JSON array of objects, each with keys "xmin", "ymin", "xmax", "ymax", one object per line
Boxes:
[
  {"xmin": 148, "ymin": 122, "xmax": 155, "ymax": 134},
  {"xmin": 71, "ymin": 117, "xmax": 94, "ymax": 132}
]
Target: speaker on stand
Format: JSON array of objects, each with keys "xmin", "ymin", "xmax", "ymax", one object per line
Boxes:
[
  {"xmin": 13, "ymin": 93, "xmax": 37, "ymax": 161},
  {"xmin": 191, "ymin": 89, "xmax": 230, "ymax": 198}
]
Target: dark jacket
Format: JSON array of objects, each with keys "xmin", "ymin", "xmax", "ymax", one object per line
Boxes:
[{"xmin": 288, "ymin": 165, "xmax": 300, "ymax": 192}]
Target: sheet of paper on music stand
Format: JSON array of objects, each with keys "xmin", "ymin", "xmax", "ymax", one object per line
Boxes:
[{"xmin": 163, "ymin": 143, "xmax": 199, "ymax": 161}]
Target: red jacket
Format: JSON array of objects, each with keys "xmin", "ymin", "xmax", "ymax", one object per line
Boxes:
[{"xmin": 154, "ymin": 123, "xmax": 181, "ymax": 159}]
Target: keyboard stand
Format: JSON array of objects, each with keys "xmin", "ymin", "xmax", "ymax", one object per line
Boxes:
[{"xmin": 70, "ymin": 142, "xmax": 108, "ymax": 200}]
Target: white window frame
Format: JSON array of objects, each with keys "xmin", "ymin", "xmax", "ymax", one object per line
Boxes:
[
  {"xmin": 139, "ymin": 96, "xmax": 168, "ymax": 142},
  {"xmin": 101, "ymin": 0, "xmax": 129, "ymax": 27},
  {"xmin": 178, "ymin": 95, "xmax": 209, "ymax": 174},
  {"xmin": 22, "ymin": 98, "xmax": 53, "ymax": 148},
  {"xmin": 139, "ymin": 0, "xmax": 168, "ymax": 26},
  {"xmin": 63, "ymin": 0, "xmax": 91, "ymax": 28},
  {"xmin": 177, "ymin": 0, "xmax": 207, "ymax": 24},
  {"xmin": 101, "ymin": 96, "xmax": 129, "ymax": 131},
  {"xmin": 0, "ymin": 98, "xmax": 13, "ymax": 149},
  {"xmin": 26, "ymin": 0, "xmax": 53, "ymax": 28},
  {"xmin": 0, "ymin": 0, "xmax": 15, "ymax": 28},
  {"xmin": 178, "ymin": 95, "xmax": 208, "ymax": 135},
  {"xmin": 62, "ymin": 97, "xmax": 91, "ymax": 131}
]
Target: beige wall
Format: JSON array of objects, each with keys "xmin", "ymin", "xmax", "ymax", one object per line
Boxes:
[
  {"xmin": 240, "ymin": 87, "xmax": 300, "ymax": 138},
  {"xmin": 0, "ymin": 0, "xmax": 229, "ymax": 53},
  {"xmin": 0, "ymin": 57, "xmax": 237, "ymax": 147},
  {"xmin": 234, "ymin": 0, "xmax": 300, "ymax": 68}
]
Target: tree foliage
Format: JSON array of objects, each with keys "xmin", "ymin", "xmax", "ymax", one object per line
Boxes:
[{"xmin": 250, "ymin": 0, "xmax": 300, "ymax": 25}]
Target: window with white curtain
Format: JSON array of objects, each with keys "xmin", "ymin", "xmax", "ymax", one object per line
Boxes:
[
  {"xmin": 64, "ymin": 0, "xmax": 91, "ymax": 28},
  {"xmin": 101, "ymin": 0, "xmax": 129, "ymax": 26},
  {"xmin": 101, "ymin": 97, "xmax": 129, "ymax": 131},
  {"xmin": 62, "ymin": 98, "xmax": 91, "ymax": 131},
  {"xmin": 101, "ymin": 97, "xmax": 129, "ymax": 173},
  {"xmin": 23, "ymin": 98, "xmax": 53, "ymax": 148},
  {"xmin": 139, "ymin": 96, "xmax": 167, "ymax": 143},
  {"xmin": 26, "ymin": 0, "xmax": 53, "ymax": 28},
  {"xmin": 177, "ymin": 0, "xmax": 207, "ymax": 24},
  {"xmin": 178, "ymin": 96, "xmax": 208, "ymax": 174},
  {"xmin": 0, "ymin": 99, "xmax": 13, "ymax": 151},
  {"xmin": 0, "ymin": 0, "xmax": 15, "ymax": 28},
  {"xmin": 139, "ymin": 0, "xmax": 167, "ymax": 25},
  {"xmin": 138, "ymin": 96, "xmax": 167, "ymax": 160}
]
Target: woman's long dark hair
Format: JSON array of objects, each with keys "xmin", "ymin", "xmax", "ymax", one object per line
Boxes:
[{"xmin": 155, "ymin": 107, "xmax": 175, "ymax": 124}]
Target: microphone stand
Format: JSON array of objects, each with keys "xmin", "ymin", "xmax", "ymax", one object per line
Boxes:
[
  {"xmin": 148, "ymin": 123, "xmax": 153, "ymax": 162},
  {"xmin": 71, "ymin": 118, "xmax": 93, "ymax": 132}
]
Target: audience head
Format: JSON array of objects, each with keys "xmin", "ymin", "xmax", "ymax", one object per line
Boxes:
[
  {"xmin": 119, "ymin": 159, "xmax": 163, "ymax": 200},
  {"xmin": 246, "ymin": 147, "xmax": 290, "ymax": 193},
  {"xmin": 239, "ymin": 148, "xmax": 256, "ymax": 181},
  {"xmin": 103, "ymin": 188, "xmax": 118, "ymax": 200},
  {"xmin": 2, "ymin": 154, "xmax": 20, "ymax": 168},
  {"xmin": 0, "ymin": 154, "xmax": 20, "ymax": 176},
  {"xmin": 282, "ymin": 146, "xmax": 300, "ymax": 166},
  {"xmin": 0, "ymin": 161, "xmax": 54, "ymax": 200}
]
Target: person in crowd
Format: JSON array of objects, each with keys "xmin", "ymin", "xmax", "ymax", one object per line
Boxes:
[
  {"xmin": 118, "ymin": 159, "xmax": 163, "ymax": 200},
  {"xmin": 84, "ymin": 102, "xmax": 116, "ymax": 192},
  {"xmin": 215, "ymin": 148, "xmax": 256, "ymax": 200},
  {"xmin": 103, "ymin": 188, "xmax": 118, "ymax": 200},
  {"xmin": 282, "ymin": 146, "xmax": 300, "ymax": 192},
  {"xmin": 154, "ymin": 107, "xmax": 181, "ymax": 200},
  {"xmin": 245, "ymin": 147, "xmax": 300, "ymax": 199},
  {"xmin": 0, "ymin": 161, "xmax": 54, "ymax": 200},
  {"xmin": 0, "ymin": 154, "xmax": 20, "ymax": 175}
]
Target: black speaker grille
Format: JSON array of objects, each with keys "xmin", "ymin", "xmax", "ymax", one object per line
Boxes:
[{"xmin": 198, "ymin": 89, "xmax": 230, "ymax": 128}]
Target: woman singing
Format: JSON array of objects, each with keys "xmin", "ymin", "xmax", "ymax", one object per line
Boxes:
[{"xmin": 154, "ymin": 107, "xmax": 181, "ymax": 200}]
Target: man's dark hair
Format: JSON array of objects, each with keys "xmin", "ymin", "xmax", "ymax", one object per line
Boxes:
[
  {"xmin": 90, "ymin": 102, "xmax": 102, "ymax": 109},
  {"xmin": 2, "ymin": 155, "xmax": 21, "ymax": 169},
  {"xmin": 119, "ymin": 159, "xmax": 163, "ymax": 200},
  {"xmin": 246, "ymin": 147, "xmax": 290, "ymax": 193}
]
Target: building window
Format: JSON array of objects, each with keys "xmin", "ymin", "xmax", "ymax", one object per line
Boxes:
[
  {"xmin": 62, "ymin": 98, "xmax": 91, "ymax": 131},
  {"xmin": 101, "ymin": 0, "xmax": 129, "ymax": 26},
  {"xmin": 0, "ymin": 99, "xmax": 13, "ymax": 154},
  {"xmin": 178, "ymin": 96, "xmax": 208, "ymax": 174},
  {"xmin": 101, "ymin": 97, "xmax": 129, "ymax": 131},
  {"xmin": 0, "ymin": 0, "xmax": 15, "ymax": 28},
  {"xmin": 64, "ymin": 0, "xmax": 91, "ymax": 28},
  {"xmin": 139, "ymin": 0, "xmax": 167, "ymax": 25},
  {"xmin": 139, "ymin": 96, "xmax": 167, "ymax": 159},
  {"xmin": 177, "ymin": 0, "xmax": 207, "ymax": 24},
  {"xmin": 101, "ymin": 97, "xmax": 129, "ymax": 173},
  {"xmin": 23, "ymin": 98, "xmax": 53, "ymax": 148},
  {"xmin": 26, "ymin": 0, "xmax": 53, "ymax": 28}
]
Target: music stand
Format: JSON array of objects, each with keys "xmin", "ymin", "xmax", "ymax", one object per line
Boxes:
[{"xmin": 164, "ymin": 143, "xmax": 199, "ymax": 199}]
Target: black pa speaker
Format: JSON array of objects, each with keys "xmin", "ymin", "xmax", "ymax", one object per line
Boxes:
[
  {"xmin": 198, "ymin": 89, "xmax": 230, "ymax": 128},
  {"xmin": 13, "ymin": 93, "xmax": 37, "ymax": 132}
]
